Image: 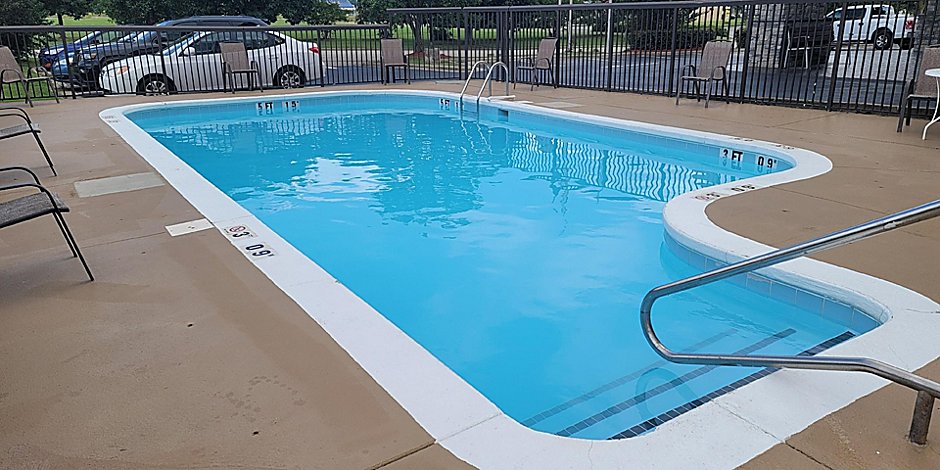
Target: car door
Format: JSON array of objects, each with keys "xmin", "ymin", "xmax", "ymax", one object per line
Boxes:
[
  {"xmin": 246, "ymin": 31, "xmax": 286, "ymax": 87},
  {"xmin": 845, "ymin": 6, "xmax": 868, "ymax": 42},
  {"xmin": 174, "ymin": 32, "xmax": 231, "ymax": 91}
]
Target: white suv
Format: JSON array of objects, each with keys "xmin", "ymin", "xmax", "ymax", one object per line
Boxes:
[{"xmin": 826, "ymin": 4, "xmax": 915, "ymax": 50}]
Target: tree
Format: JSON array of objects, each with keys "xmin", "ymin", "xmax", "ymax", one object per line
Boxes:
[
  {"xmin": 279, "ymin": 0, "xmax": 347, "ymax": 25},
  {"xmin": 0, "ymin": 0, "xmax": 94, "ymax": 26},
  {"xmin": 103, "ymin": 0, "xmax": 347, "ymax": 25},
  {"xmin": 0, "ymin": 0, "xmax": 47, "ymax": 26},
  {"xmin": 44, "ymin": 0, "xmax": 95, "ymax": 24},
  {"xmin": 357, "ymin": 0, "xmax": 478, "ymax": 53}
]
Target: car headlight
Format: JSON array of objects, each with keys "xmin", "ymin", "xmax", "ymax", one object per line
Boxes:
[{"xmin": 81, "ymin": 52, "xmax": 98, "ymax": 62}]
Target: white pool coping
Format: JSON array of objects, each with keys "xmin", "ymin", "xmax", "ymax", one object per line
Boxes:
[{"xmin": 101, "ymin": 90, "xmax": 940, "ymax": 470}]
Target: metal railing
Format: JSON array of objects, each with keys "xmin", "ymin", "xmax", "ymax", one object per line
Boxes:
[
  {"xmin": 640, "ymin": 199, "xmax": 940, "ymax": 445},
  {"xmin": 459, "ymin": 59, "xmax": 491, "ymax": 107},
  {"xmin": 0, "ymin": 24, "xmax": 390, "ymax": 100},
  {"xmin": 476, "ymin": 61, "xmax": 511, "ymax": 111},
  {"xmin": 390, "ymin": 0, "xmax": 940, "ymax": 116}
]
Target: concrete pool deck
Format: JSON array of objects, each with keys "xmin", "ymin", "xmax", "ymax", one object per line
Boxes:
[{"xmin": 0, "ymin": 83, "xmax": 938, "ymax": 469}]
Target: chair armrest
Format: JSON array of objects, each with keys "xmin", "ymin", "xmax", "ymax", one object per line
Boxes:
[
  {"xmin": 0, "ymin": 106, "xmax": 32, "ymax": 122},
  {"xmin": 1, "ymin": 68, "xmax": 25, "ymax": 82},
  {"xmin": 0, "ymin": 166, "xmax": 41, "ymax": 184},
  {"xmin": 27, "ymin": 67, "xmax": 50, "ymax": 78},
  {"xmin": 680, "ymin": 64, "xmax": 696, "ymax": 76},
  {"xmin": 710, "ymin": 65, "xmax": 727, "ymax": 81},
  {"xmin": 0, "ymin": 182, "xmax": 61, "ymax": 210},
  {"xmin": 0, "ymin": 112, "xmax": 33, "ymax": 127}
]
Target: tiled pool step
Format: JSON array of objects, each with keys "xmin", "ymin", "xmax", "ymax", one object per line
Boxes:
[
  {"xmin": 520, "ymin": 329, "xmax": 736, "ymax": 428},
  {"xmin": 553, "ymin": 329, "xmax": 797, "ymax": 438},
  {"xmin": 608, "ymin": 330, "xmax": 856, "ymax": 439}
]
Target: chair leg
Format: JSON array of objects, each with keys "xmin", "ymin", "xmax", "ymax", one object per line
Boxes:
[
  {"xmin": 48, "ymin": 78, "xmax": 60, "ymax": 103},
  {"xmin": 52, "ymin": 212, "xmax": 78, "ymax": 258},
  {"xmin": 55, "ymin": 213, "xmax": 94, "ymax": 281},
  {"xmin": 898, "ymin": 98, "xmax": 908, "ymax": 132},
  {"xmin": 676, "ymin": 79, "xmax": 682, "ymax": 105},
  {"xmin": 906, "ymin": 98, "xmax": 915, "ymax": 126},
  {"xmin": 31, "ymin": 131, "xmax": 56, "ymax": 176},
  {"xmin": 723, "ymin": 79, "xmax": 730, "ymax": 104},
  {"xmin": 23, "ymin": 80, "xmax": 33, "ymax": 107},
  {"xmin": 694, "ymin": 81, "xmax": 701, "ymax": 102},
  {"xmin": 705, "ymin": 81, "xmax": 712, "ymax": 109}
]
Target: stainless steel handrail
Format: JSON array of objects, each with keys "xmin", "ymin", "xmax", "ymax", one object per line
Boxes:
[
  {"xmin": 476, "ymin": 61, "xmax": 510, "ymax": 112},
  {"xmin": 640, "ymin": 199, "xmax": 940, "ymax": 445},
  {"xmin": 459, "ymin": 61, "xmax": 490, "ymax": 108}
]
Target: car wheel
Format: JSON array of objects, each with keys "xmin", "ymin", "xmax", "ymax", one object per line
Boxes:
[
  {"xmin": 274, "ymin": 67, "xmax": 306, "ymax": 89},
  {"xmin": 137, "ymin": 75, "xmax": 174, "ymax": 95},
  {"xmin": 872, "ymin": 30, "xmax": 893, "ymax": 50}
]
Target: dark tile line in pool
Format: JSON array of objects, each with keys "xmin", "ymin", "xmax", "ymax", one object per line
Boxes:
[
  {"xmin": 663, "ymin": 235, "xmax": 882, "ymax": 332},
  {"xmin": 607, "ymin": 330, "xmax": 857, "ymax": 440},
  {"xmin": 555, "ymin": 329, "xmax": 797, "ymax": 438},
  {"xmin": 521, "ymin": 329, "xmax": 737, "ymax": 428}
]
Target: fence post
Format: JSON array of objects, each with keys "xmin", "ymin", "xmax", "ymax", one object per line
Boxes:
[
  {"xmin": 157, "ymin": 30, "xmax": 168, "ymax": 95},
  {"xmin": 738, "ymin": 5, "xmax": 756, "ymax": 102},
  {"xmin": 57, "ymin": 28, "xmax": 77, "ymax": 99},
  {"xmin": 555, "ymin": 6, "xmax": 562, "ymax": 87},
  {"xmin": 316, "ymin": 29, "xmax": 326, "ymax": 87},
  {"xmin": 668, "ymin": 7, "xmax": 678, "ymax": 96},
  {"xmin": 463, "ymin": 9, "xmax": 470, "ymax": 79},
  {"xmin": 605, "ymin": 4, "xmax": 614, "ymax": 91},
  {"xmin": 826, "ymin": 1, "xmax": 850, "ymax": 111}
]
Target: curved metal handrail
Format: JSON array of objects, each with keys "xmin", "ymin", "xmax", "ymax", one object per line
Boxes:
[
  {"xmin": 476, "ymin": 61, "xmax": 510, "ymax": 112},
  {"xmin": 640, "ymin": 199, "xmax": 940, "ymax": 445},
  {"xmin": 459, "ymin": 60, "xmax": 490, "ymax": 108}
]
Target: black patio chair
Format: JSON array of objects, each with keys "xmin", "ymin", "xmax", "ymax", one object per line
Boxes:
[
  {"xmin": 898, "ymin": 46, "xmax": 940, "ymax": 133},
  {"xmin": 380, "ymin": 39, "xmax": 410, "ymax": 85},
  {"xmin": 0, "ymin": 166, "xmax": 93, "ymax": 281},
  {"xmin": 0, "ymin": 46, "xmax": 59, "ymax": 107},
  {"xmin": 676, "ymin": 40, "xmax": 733, "ymax": 108},
  {"xmin": 220, "ymin": 42, "xmax": 262, "ymax": 93},
  {"xmin": 515, "ymin": 38, "xmax": 558, "ymax": 91},
  {"xmin": 0, "ymin": 106, "xmax": 56, "ymax": 175}
]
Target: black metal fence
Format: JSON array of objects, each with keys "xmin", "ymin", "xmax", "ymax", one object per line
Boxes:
[
  {"xmin": 0, "ymin": 24, "xmax": 389, "ymax": 100},
  {"xmin": 390, "ymin": 0, "xmax": 940, "ymax": 115},
  {"xmin": 1, "ymin": 0, "xmax": 938, "ymax": 117}
]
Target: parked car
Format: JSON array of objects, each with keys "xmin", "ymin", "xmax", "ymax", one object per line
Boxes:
[
  {"xmin": 100, "ymin": 30, "xmax": 322, "ymax": 94},
  {"xmin": 51, "ymin": 15, "xmax": 268, "ymax": 89},
  {"xmin": 39, "ymin": 30, "xmax": 128, "ymax": 70},
  {"xmin": 825, "ymin": 4, "xmax": 915, "ymax": 50}
]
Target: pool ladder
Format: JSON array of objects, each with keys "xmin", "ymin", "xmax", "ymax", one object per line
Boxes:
[
  {"xmin": 459, "ymin": 61, "xmax": 514, "ymax": 113},
  {"xmin": 641, "ymin": 199, "xmax": 940, "ymax": 445}
]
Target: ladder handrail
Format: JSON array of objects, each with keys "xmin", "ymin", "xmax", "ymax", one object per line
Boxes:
[
  {"xmin": 640, "ymin": 199, "xmax": 940, "ymax": 444},
  {"xmin": 476, "ymin": 61, "xmax": 510, "ymax": 112},
  {"xmin": 459, "ymin": 61, "xmax": 491, "ymax": 107}
]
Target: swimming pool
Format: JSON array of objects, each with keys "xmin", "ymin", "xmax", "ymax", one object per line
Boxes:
[{"xmin": 103, "ymin": 91, "xmax": 940, "ymax": 467}]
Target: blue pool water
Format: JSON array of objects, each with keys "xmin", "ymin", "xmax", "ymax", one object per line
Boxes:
[{"xmin": 128, "ymin": 93, "xmax": 876, "ymax": 440}]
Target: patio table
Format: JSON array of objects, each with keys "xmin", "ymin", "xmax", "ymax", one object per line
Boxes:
[{"xmin": 923, "ymin": 68, "xmax": 940, "ymax": 140}]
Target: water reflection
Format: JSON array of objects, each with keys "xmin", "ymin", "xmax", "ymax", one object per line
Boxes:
[{"xmin": 145, "ymin": 111, "xmax": 740, "ymax": 226}]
